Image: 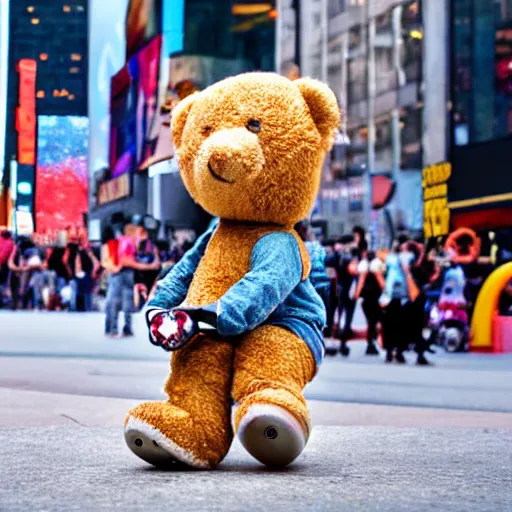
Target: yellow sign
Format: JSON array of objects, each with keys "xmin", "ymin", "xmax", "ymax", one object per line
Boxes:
[
  {"xmin": 97, "ymin": 173, "xmax": 130, "ymax": 206},
  {"xmin": 423, "ymin": 162, "xmax": 451, "ymax": 239}
]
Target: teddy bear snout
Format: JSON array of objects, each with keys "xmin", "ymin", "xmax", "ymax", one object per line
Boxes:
[{"xmin": 201, "ymin": 128, "xmax": 264, "ymax": 184}]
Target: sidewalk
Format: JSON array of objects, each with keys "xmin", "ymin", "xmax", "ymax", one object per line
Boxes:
[
  {"xmin": 2, "ymin": 387, "xmax": 512, "ymax": 429},
  {"xmin": 1, "ymin": 414, "xmax": 511, "ymax": 512}
]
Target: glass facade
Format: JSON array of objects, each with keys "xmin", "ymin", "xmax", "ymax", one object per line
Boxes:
[
  {"xmin": 180, "ymin": 0, "xmax": 276, "ymax": 87},
  {"xmin": 452, "ymin": 0, "xmax": 512, "ymax": 145}
]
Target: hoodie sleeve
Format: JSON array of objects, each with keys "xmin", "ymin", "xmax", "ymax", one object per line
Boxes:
[{"xmin": 214, "ymin": 232, "xmax": 302, "ymax": 336}]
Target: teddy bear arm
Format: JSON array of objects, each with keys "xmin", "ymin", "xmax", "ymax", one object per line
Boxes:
[
  {"xmin": 215, "ymin": 233, "xmax": 303, "ymax": 337},
  {"xmin": 149, "ymin": 223, "xmax": 215, "ymax": 310}
]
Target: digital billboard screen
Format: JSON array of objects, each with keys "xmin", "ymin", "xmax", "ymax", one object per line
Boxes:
[
  {"xmin": 36, "ymin": 116, "xmax": 89, "ymax": 233},
  {"xmin": 109, "ymin": 34, "xmax": 162, "ymax": 176}
]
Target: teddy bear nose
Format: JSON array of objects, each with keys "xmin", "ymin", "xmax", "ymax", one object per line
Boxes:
[
  {"xmin": 208, "ymin": 151, "xmax": 239, "ymax": 184},
  {"xmin": 202, "ymin": 128, "xmax": 264, "ymax": 184}
]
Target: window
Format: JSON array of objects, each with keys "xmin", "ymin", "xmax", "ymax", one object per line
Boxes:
[
  {"xmin": 400, "ymin": 1, "xmax": 422, "ymax": 84},
  {"xmin": 452, "ymin": 0, "xmax": 512, "ymax": 144},
  {"xmin": 328, "ymin": 0, "xmax": 346, "ymax": 18},
  {"xmin": 400, "ymin": 106, "xmax": 422, "ymax": 169},
  {"xmin": 182, "ymin": 0, "xmax": 276, "ymax": 81}
]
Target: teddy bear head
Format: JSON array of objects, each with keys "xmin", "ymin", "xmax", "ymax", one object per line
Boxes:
[{"xmin": 171, "ymin": 72, "xmax": 340, "ymax": 227}]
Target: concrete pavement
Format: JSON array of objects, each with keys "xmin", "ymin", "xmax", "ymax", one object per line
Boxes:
[
  {"xmin": 1, "ymin": 312, "xmax": 512, "ymax": 510},
  {"xmin": 1, "ymin": 312, "xmax": 512, "ymax": 412},
  {"xmin": 1, "ymin": 424, "xmax": 511, "ymax": 511}
]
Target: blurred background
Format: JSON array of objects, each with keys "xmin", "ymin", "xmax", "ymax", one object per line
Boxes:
[{"xmin": 0, "ymin": 1, "xmax": 511, "ymax": 372}]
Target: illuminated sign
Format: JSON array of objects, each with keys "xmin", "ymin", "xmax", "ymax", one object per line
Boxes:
[
  {"xmin": 16, "ymin": 210, "xmax": 34, "ymax": 236},
  {"xmin": 16, "ymin": 59, "xmax": 37, "ymax": 165},
  {"xmin": 423, "ymin": 162, "xmax": 451, "ymax": 239},
  {"xmin": 17, "ymin": 181, "xmax": 32, "ymax": 195},
  {"xmin": 97, "ymin": 173, "xmax": 131, "ymax": 205}
]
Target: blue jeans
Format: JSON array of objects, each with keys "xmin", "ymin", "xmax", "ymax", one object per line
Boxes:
[
  {"xmin": 69, "ymin": 275, "xmax": 93, "ymax": 312},
  {"xmin": 105, "ymin": 269, "xmax": 134, "ymax": 334}
]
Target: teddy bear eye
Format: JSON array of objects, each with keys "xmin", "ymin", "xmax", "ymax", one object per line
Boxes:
[
  {"xmin": 246, "ymin": 119, "xmax": 261, "ymax": 133},
  {"xmin": 202, "ymin": 126, "xmax": 213, "ymax": 136}
]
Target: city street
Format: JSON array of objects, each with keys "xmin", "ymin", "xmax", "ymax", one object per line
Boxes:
[{"xmin": 1, "ymin": 311, "xmax": 511, "ymax": 511}]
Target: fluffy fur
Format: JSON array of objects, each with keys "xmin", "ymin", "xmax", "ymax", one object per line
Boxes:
[{"xmin": 126, "ymin": 72, "xmax": 340, "ymax": 468}]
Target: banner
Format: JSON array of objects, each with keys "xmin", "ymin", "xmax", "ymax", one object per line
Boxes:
[
  {"xmin": 97, "ymin": 173, "xmax": 131, "ymax": 205},
  {"xmin": 109, "ymin": 34, "xmax": 162, "ymax": 176},
  {"xmin": 36, "ymin": 116, "xmax": 89, "ymax": 233},
  {"xmin": 423, "ymin": 162, "xmax": 451, "ymax": 238},
  {"xmin": 16, "ymin": 59, "xmax": 37, "ymax": 165}
]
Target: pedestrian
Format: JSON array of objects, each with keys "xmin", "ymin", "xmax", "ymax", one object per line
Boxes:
[
  {"xmin": 326, "ymin": 235, "xmax": 359, "ymax": 355},
  {"xmin": 295, "ymin": 220, "xmax": 335, "ymax": 352},
  {"xmin": 7, "ymin": 243, "xmax": 26, "ymax": 310},
  {"xmin": 134, "ymin": 225, "xmax": 160, "ymax": 311},
  {"xmin": 63, "ymin": 229, "xmax": 100, "ymax": 312},
  {"xmin": 0, "ymin": 231, "xmax": 15, "ymax": 307},
  {"xmin": 380, "ymin": 241, "xmax": 418, "ymax": 363},
  {"xmin": 354, "ymin": 243, "xmax": 385, "ymax": 355},
  {"xmin": 404, "ymin": 240, "xmax": 434, "ymax": 365},
  {"xmin": 103, "ymin": 223, "xmax": 160, "ymax": 337}
]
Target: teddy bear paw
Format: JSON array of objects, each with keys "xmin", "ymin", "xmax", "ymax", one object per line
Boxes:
[
  {"xmin": 237, "ymin": 404, "xmax": 308, "ymax": 467},
  {"xmin": 125, "ymin": 412, "xmax": 211, "ymax": 469}
]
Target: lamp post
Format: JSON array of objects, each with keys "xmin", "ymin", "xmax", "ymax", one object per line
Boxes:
[{"xmin": 365, "ymin": 0, "xmax": 376, "ymax": 247}]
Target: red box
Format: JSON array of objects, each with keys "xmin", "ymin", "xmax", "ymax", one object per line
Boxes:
[{"xmin": 492, "ymin": 314, "xmax": 512, "ymax": 353}]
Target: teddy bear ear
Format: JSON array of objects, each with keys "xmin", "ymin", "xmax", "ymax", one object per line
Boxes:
[
  {"xmin": 171, "ymin": 92, "xmax": 199, "ymax": 148},
  {"xmin": 294, "ymin": 78, "xmax": 341, "ymax": 149}
]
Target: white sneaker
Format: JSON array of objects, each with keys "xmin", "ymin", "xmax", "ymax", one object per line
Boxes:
[{"xmin": 237, "ymin": 404, "xmax": 308, "ymax": 467}]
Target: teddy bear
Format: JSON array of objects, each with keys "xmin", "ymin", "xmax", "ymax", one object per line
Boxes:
[{"xmin": 124, "ymin": 72, "xmax": 340, "ymax": 469}]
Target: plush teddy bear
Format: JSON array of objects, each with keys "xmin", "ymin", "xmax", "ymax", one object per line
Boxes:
[{"xmin": 124, "ymin": 72, "xmax": 340, "ymax": 469}]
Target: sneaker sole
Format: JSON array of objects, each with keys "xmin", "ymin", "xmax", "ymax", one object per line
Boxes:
[
  {"xmin": 124, "ymin": 416, "xmax": 210, "ymax": 469},
  {"xmin": 237, "ymin": 404, "xmax": 307, "ymax": 467}
]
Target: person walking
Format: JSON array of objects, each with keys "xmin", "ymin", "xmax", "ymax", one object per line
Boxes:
[
  {"xmin": 103, "ymin": 223, "xmax": 160, "ymax": 337},
  {"xmin": 404, "ymin": 241, "xmax": 434, "ymax": 365},
  {"xmin": 380, "ymin": 242, "xmax": 419, "ymax": 363},
  {"xmin": 354, "ymin": 244, "xmax": 385, "ymax": 355},
  {"xmin": 63, "ymin": 231, "xmax": 100, "ymax": 312}
]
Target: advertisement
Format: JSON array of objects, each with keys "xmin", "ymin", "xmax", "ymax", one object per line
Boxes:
[
  {"xmin": 97, "ymin": 173, "xmax": 131, "ymax": 206},
  {"xmin": 109, "ymin": 34, "xmax": 162, "ymax": 176},
  {"xmin": 126, "ymin": 0, "xmax": 163, "ymax": 60},
  {"xmin": 88, "ymin": 0, "xmax": 130, "ymax": 178},
  {"xmin": 16, "ymin": 59, "xmax": 37, "ymax": 165},
  {"xmin": 36, "ymin": 116, "xmax": 89, "ymax": 233},
  {"xmin": 495, "ymin": 25, "xmax": 512, "ymax": 95},
  {"xmin": 423, "ymin": 162, "xmax": 451, "ymax": 239}
]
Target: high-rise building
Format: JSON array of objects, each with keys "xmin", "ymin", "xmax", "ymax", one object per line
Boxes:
[
  {"xmin": 0, "ymin": 0, "xmax": 89, "ymax": 234},
  {"xmin": 449, "ymin": 0, "xmax": 512, "ymax": 245},
  {"xmin": 277, "ymin": 0, "xmax": 448, "ymax": 245}
]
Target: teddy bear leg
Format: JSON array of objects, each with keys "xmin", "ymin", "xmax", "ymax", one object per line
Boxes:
[
  {"xmin": 125, "ymin": 335, "xmax": 234, "ymax": 469},
  {"xmin": 232, "ymin": 325, "xmax": 315, "ymax": 467}
]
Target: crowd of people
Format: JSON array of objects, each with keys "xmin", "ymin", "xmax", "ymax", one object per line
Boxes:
[
  {"xmin": 298, "ymin": 223, "xmax": 512, "ymax": 366},
  {"xmin": 1, "ymin": 219, "xmax": 510, "ymax": 355},
  {"xmin": 0, "ymin": 222, "xmax": 192, "ymax": 337}
]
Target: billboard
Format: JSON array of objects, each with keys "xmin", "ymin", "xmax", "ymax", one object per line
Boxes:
[
  {"xmin": 109, "ymin": 34, "xmax": 162, "ymax": 176},
  {"xmin": 36, "ymin": 116, "xmax": 89, "ymax": 233},
  {"xmin": 88, "ymin": 0, "xmax": 130, "ymax": 178},
  {"xmin": 126, "ymin": 0, "xmax": 163, "ymax": 60}
]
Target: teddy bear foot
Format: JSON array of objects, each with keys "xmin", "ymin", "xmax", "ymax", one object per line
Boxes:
[
  {"xmin": 237, "ymin": 404, "xmax": 308, "ymax": 467},
  {"xmin": 124, "ymin": 406, "xmax": 215, "ymax": 469}
]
